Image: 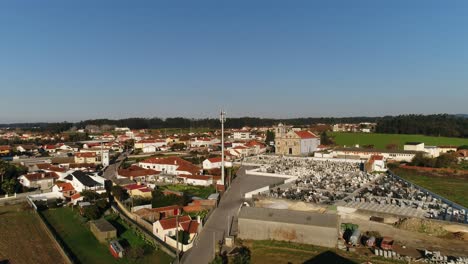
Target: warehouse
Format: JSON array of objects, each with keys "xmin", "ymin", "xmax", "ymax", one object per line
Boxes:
[{"xmin": 238, "ymin": 207, "xmax": 339, "ymax": 248}]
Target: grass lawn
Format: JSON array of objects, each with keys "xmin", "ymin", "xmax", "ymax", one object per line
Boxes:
[
  {"xmin": 244, "ymin": 240, "xmax": 404, "ymax": 264},
  {"xmin": 160, "ymin": 184, "xmax": 215, "ymax": 199},
  {"xmin": 330, "ymin": 132, "xmax": 468, "ymax": 150},
  {"xmin": 41, "ymin": 207, "xmax": 173, "ymax": 264},
  {"xmin": 392, "ymin": 168, "xmax": 468, "ymax": 208}
]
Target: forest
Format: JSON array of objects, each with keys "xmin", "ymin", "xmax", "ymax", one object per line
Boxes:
[{"xmin": 1, "ymin": 114, "xmax": 467, "ymax": 138}]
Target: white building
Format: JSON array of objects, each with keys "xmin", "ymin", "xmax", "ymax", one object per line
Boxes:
[
  {"xmin": 139, "ymin": 157, "xmax": 202, "ymax": 176},
  {"xmin": 232, "ymin": 130, "xmax": 252, "ymax": 140},
  {"xmin": 202, "ymin": 157, "xmax": 232, "ymax": 170}
]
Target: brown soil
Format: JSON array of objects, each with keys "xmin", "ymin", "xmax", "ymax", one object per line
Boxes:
[{"xmin": 0, "ymin": 204, "xmax": 67, "ymax": 264}]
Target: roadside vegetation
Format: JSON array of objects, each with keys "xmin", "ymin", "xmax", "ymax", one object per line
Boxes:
[{"xmin": 159, "ymin": 184, "xmax": 215, "ymax": 199}]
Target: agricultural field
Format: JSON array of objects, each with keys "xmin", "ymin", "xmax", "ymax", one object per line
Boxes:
[
  {"xmin": 0, "ymin": 204, "xmax": 67, "ymax": 264},
  {"xmin": 160, "ymin": 184, "xmax": 215, "ymax": 199},
  {"xmin": 243, "ymin": 240, "xmax": 404, "ymax": 264},
  {"xmin": 41, "ymin": 207, "xmax": 172, "ymax": 264},
  {"xmin": 330, "ymin": 132, "xmax": 468, "ymax": 150},
  {"xmin": 392, "ymin": 167, "xmax": 468, "ymax": 208}
]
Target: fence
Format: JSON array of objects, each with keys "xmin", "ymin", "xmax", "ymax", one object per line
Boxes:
[
  {"xmin": 388, "ymin": 170, "xmax": 468, "ymax": 224},
  {"xmin": 26, "ymin": 197, "xmax": 74, "ymax": 264},
  {"xmin": 112, "ymin": 199, "xmax": 177, "ymax": 258}
]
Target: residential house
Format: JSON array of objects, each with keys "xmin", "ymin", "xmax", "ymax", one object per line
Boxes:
[
  {"xmin": 64, "ymin": 171, "xmax": 104, "ymax": 192},
  {"xmin": 153, "ymin": 215, "xmax": 191, "ymax": 241},
  {"xmin": 202, "ymin": 157, "xmax": 233, "ymax": 170},
  {"xmin": 139, "ymin": 157, "xmax": 202, "ymax": 176},
  {"xmin": 123, "ymin": 183, "xmax": 152, "ymax": 198},
  {"xmin": 189, "ymin": 137, "xmax": 220, "ymax": 148},
  {"xmin": 134, "ymin": 139, "xmax": 167, "ymax": 153},
  {"xmin": 52, "ymin": 182, "xmax": 76, "ymax": 198},
  {"xmin": 19, "ymin": 172, "xmax": 58, "ymax": 189},
  {"xmin": 75, "ymin": 152, "xmax": 98, "ymax": 164},
  {"xmin": 117, "ymin": 166, "xmax": 160, "ymax": 182},
  {"xmin": 232, "ymin": 130, "xmax": 252, "ymax": 140},
  {"xmin": 134, "ymin": 205, "xmax": 181, "ymax": 222},
  {"xmin": 0, "ymin": 145, "xmax": 11, "ymax": 155}
]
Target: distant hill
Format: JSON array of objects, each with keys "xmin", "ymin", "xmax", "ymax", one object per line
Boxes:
[{"xmin": 455, "ymin": 114, "xmax": 468, "ymax": 118}]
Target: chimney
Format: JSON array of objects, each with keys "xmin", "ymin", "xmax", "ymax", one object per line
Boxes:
[
  {"xmin": 174, "ymin": 160, "xmax": 177, "ymax": 165},
  {"xmin": 41, "ymin": 173, "xmax": 45, "ymax": 178},
  {"xmin": 197, "ymin": 215, "xmax": 201, "ymax": 224}
]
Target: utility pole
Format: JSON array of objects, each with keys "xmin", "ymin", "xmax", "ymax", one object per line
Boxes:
[
  {"xmin": 176, "ymin": 214, "xmax": 180, "ymax": 263},
  {"xmin": 220, "ymin": 110, "xmax": 226, "ymax": 186}
]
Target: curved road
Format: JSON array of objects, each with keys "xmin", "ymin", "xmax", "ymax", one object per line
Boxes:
[{"xmin": 181, "ymin": 167, "xmax": 286, "ymax": 264}]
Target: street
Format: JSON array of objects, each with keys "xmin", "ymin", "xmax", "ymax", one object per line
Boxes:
[{"xmin": 181, "ymin": 166, "xmax": 286, "ymax": 264}]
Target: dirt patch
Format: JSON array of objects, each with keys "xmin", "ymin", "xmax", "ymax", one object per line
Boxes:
[
  {"xmin": 395, "ymin": 218, "xmax": 449, "ymax": 236},
  {"xmin": 0, "ymin": 204, "xmax": 67, "ymax": 264}
]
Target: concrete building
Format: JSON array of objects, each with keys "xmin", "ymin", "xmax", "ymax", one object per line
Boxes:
[
  {"xmin": 90, "ymin": 218, "xmax": 117, "ymax": 243},
  {"xmin": 404, "ymin": 142, "xmax": 425, "ymax": 152},
  {"xmin": 238, "ymin": 207, "xmax": 338, "ymax": 248}
]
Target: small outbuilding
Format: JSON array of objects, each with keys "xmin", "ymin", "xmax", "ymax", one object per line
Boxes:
[{"xmin": 90, "ymin": 218, "xmax": 117, "ymax": 242}]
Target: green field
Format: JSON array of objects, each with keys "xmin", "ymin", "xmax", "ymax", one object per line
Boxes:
[
  {"xmin": 392, "ymin": 168, "xmax": 468, "ymax": 208},
  {"xmin": 331, "ymin": 132, "xmax": 468, "ymax": 150},
  {"xmin": 160, "ymin": 184, "xmax": 215, "ymax": 199},
  {"xmin": 244, "ymin": 240, "xmax": 404, "ymax": 264},
  {"xmin": 41, "ymin": 207, "xmax": 172, "ymax": 264}
]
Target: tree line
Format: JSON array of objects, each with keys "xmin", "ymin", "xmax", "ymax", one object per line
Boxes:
[
  {"xmin": 1, "ymin": 114, "xmax": 467, "ymax": 138},
  {"xmin": 375, "ymin": 114, "xmax": 468, "ymax": 138}
]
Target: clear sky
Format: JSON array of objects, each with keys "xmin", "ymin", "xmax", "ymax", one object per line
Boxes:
[{"xmin": 1, "ymin": 0, "xmax": 467, "ymax": 123}]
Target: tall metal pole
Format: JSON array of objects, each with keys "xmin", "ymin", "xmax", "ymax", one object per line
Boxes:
[
  {"xmin": 220, "ymin": 110, "xmax": 226, "ymax": 186},
  {"xmin": 176, "ymin": 214, "xmax": 180, "ymax": 263}
]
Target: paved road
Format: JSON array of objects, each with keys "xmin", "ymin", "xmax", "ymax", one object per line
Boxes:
[
  {"xmin": 181, "ymin": 166, "xmax": 286, "ymax": 264},
  {"xmin": 102, "ymin": 151, "xmax": 130, "ymax": 181}
]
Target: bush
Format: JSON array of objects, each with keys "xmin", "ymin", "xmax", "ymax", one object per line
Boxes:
[{"xmin": 82, "ymin": 205, "xmax": 101, "ymax": 220}]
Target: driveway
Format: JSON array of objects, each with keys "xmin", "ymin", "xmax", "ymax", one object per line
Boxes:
[{"xmin": 181, "ymin": 166, "xmax": 286, "ymax": 264}]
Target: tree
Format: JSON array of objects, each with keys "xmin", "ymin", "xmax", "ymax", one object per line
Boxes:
[
  {"xmin": 1, "ymin": 178, "xmax": 17, "ymax": 195},
  {"xmin": 233, "ymin": 247, "xmax": 251, "ymax": 264},
  {"xmin": 111, "ymin": 185, "xmax": 129, "ymax": 201},
  {"xmin": 81, "ymin": 190, "xmax": 101, "ymax": 202},
  {"xmin": 320, "ymin": 131, "xmax": 333, "ymax": 145},
  {"xmin": 176, "ymin": 230, "xmax": 190, "ymax": 244},
  {"xmin": 458, "ymin": 145, "xmax": 468, "ymax": 150},
  {"xmin": 265, "ymin": 130, "xmax": 275, "ymax": 145},
  {"xmin": 435, "ymin": 153, "xmax": 458, "ymax": 168},
  {"xmin": 82, "ymin": 205, "xmax": 101, "ymax": 220}
]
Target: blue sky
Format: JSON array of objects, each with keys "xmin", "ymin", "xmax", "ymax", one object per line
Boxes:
[{"xmin": 0, "ymin": 0, "xmax": 467, "ymax": 122}]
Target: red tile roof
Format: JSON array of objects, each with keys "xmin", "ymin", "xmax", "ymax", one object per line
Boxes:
[
  {"xmin": 36, "ymin": 163, "xmax": 67, "ymax": 173},
  {"xmin": 159, "ymin": 215, "xmax": 191, "ymax": 230},
  {"xmin": 75, "ymin": 152, "xmax": 96, "ymax": 158},
  {"xmin": 0, "ymin": 145, "xmax": 11, "ymax": 151},
  {"xmin": 180, "ymin": 220, "xmax": 199, "ymax": 234},
  {"xmin": 124, "ymin": 183, "xmax": 149, "ymax": 191},
  {"xmin": 118, "ymin": 166, "xmax": 160, "ymax": 177},
  {"xmin": 22, "ymin": 172, "xmax": 59, "ymax": 181},
  {"xmin": 141, "ymin": 157, "xmax": 201, "ymax": 175},
  {"xmin": 56, "ymin": 182, "xmax": 75, "ymax": 192},
  {"xmin": 207, "ymin": 157, "xmax": 222, "ymax": 163},
  {"xmin": 294, "ymin": 130, "xmax": 318, "ymax": 139},
  {"xmin": 71, "ymin": 193, "xmax": 82, "ymax": 200}
]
